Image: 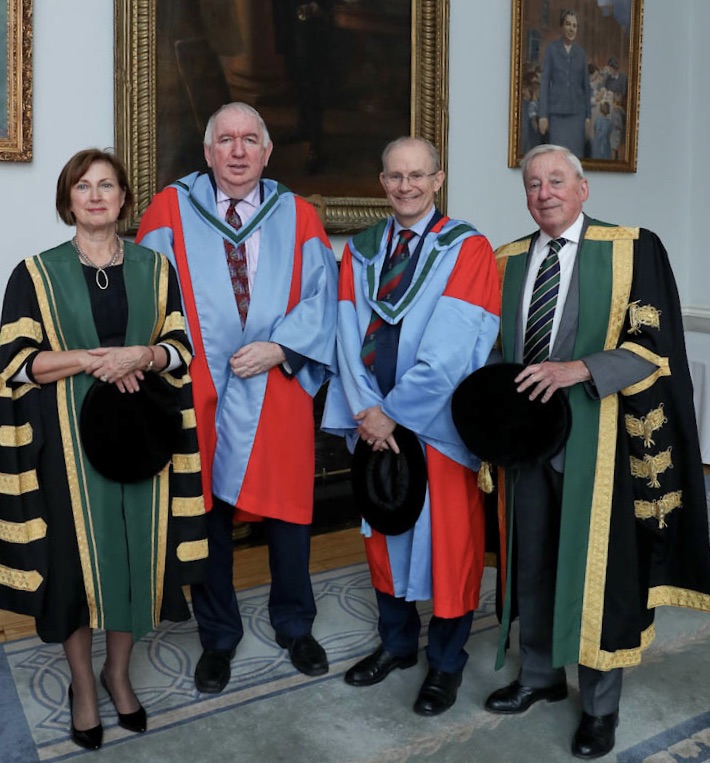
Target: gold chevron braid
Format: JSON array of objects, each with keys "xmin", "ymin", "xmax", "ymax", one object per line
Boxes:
[
  {"xmin": 0, "ymin": 423, "xmax": 33, "ymax": 447},
  {"xmin": 171, "ymin": 453, "xmax": 201, "ymax": 474},
  {"xmin": 177, "ymin": 539, "xmax": 208, "ymax": 562},
  {"xmin": 628, "ymin": 301, "xmax": 661, "ymax": 335},
  {"xmin": 0, "ymin": 317, "xmax": 43, "ymax": 345},
  {"xmin": 630, "ymin": 448, "xmax": 673, "ymax": 488},
  {"xmin": 634, "ymin": 490, "xmax": 682, "ymax": 529},
  {"xmin": 625, "ymin": 404, "xmax": 667, "ymax": 448},
  {"xmin": 0, "ymin": 563, "xmax": 43, "ymax": 592},
  {"xmin": 171, "ymin": 496, "xmax": 206, "ymax": 517},
  {"xmin": 0, "ymin": 517, "xmax": 47, "ymax": 544},
  {"xmin": 0, "ymin": 470, "xmax": 39, "ymax": 495}
]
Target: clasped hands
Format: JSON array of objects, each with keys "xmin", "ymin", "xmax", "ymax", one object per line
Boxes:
[
  {"xmin": 229, "ymin": 341, "xmax": 286, "ymax": 378},
  {"xmin": 355, "ymin": 405, "xmax": 400, "ymax": 453},
  {"xmin": 85, "ymin": 346, "xmax": 153, "ymax": 393}
]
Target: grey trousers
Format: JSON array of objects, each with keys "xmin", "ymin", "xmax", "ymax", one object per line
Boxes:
[{"xmin": 514, "ymin": 463, "xmax": 622, "ymax": 716}]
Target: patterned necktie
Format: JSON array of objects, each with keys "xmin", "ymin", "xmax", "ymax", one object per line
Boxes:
[
  {"xmin": 224, "ymin": 200, "xmax": 250, "ymax": 329},
  {"xmin": 523, "ymin": 236, "xmax": 566, "ymax": 365},
  {"xmin": 361, "ymin": 229, "xmax": 416, "ymax": 372}
]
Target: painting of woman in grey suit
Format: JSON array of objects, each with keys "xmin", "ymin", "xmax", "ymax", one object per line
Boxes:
[{"xmin": 538, "ymin": 9, "xmax": 591, "ymax": 159}]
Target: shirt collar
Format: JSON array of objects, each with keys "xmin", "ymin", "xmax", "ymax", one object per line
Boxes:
[
  {"xmin": 393, "ymin": 205, "xmax": 436, "ymax": 239},
  {"xmin": 538, "ymin": 212, "xmax": 584, "ymax": 249},
  {"xmin": 216, "ymin": 182, "xmax": 260, "ymax": 210}
]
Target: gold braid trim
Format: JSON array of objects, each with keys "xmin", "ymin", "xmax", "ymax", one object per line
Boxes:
[
  {"xmin": 182, "ymin": 408, "xmax": 197, "ymax": 429},
  {"xmin": 162, "ymin": 311, "xmax": 187, "ymax": 335},
  {"xmin": 0, "ymin": 470, "xmax": 39, "ymax": 495},
  {"xmin": 0, "ymin": 348, "xmax": 38, "ymax": 397},
  {"xmin": 584, "ymin": 226, "xmax": 640, "ymax": 241},
  {"xmin": 634, "ymin": 490, "xmax": 682, "ymax": 529},
  {"xmin": 0, "ymin": 317, "xmax": 43, "ymax": 345},
  {"xmin": 494, "ymin": 239, "xmax": 530, "ymax": 258},
  {"xmin": 619, "ymin": 342, "xmax": 670, "ymax": 396},
  {"xmin": 149, "ymin": 253, "xmax": 169, "ymax": 346},
  {"xmin": 177, "ymin": 539, "xmax": 208, "ymax": 562},
  {"xmin": 172, "ymin": 453, "xmax": 202, "ymax": 474},
  {"xmin": 0, "ymin": 563, "xmax": 43, "ymax": 592},
  {"xmin": 0, "ymin": 517, "xmax": 47, "ymax": 544},
  {"xmin": 629, "ymin": 447, "xmax": 673, "ymax": 489},
  {"xmin": 172, "ymin": 496, "xmax": 206, "ymax": 517},
  {"xmin": 580, "ymin": 623, "xmax": 655, "ymax": 671},
  {"xmin": 580, "ymin": 234, "xmax": 633, "ymax": 664},
  {"xmin": 625, "ymin": 404, "xmax": 667, "ymax": 448},
  {"xmin": 160, "ymin": 371, "xmax": 191, "ymax": 389},
  {"xmin": 647, "ymin": 585, "xmax": 710, "ymax": 612},
  {"xmin": 0, "ymin": 383, "xmax": 37, "ymax": 400},
  {"xmin": 0, "ymin": 423, "xmax": 33, "ymax": 447}
]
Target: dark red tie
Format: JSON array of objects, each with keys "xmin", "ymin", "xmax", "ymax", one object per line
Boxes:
[
  {"xmin": 361, "ymin": 229, "xmax": 415, "ymax": 372},
  {"xmin": 224, "ymin": 200, "xmax": 250, "ymax": 328}
]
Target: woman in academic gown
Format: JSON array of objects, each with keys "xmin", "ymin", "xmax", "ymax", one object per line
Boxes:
[{"xmin": 0, "ymin": 149, "xmax": 207, "ymax": 750}]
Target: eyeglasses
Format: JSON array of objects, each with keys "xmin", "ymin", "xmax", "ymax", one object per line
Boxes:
[{"xmin": 382, "ymin": 171, "xmax": 439, "ymax": 187}]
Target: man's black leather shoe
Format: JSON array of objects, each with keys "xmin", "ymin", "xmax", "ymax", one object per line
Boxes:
[
  {"xmin": 572, "ymin": 711, "xmax": 618, "ymax": 759},
  {"xmin": 194, "ymin": 648, "xmax": 237, "ymax": 693},
  {"xmin": 413, "ymin": 669, "xmax": 462, "ymax": 716},
  {"xmin": 276, "ymin": 633, "xmax": 329, "ymax": 676},
  {"xmin": 344, "ymin": 645, "xmax": 418, "ymax": 687},
  {"xmin": 484, "ymin": 679, "xmax": 568, "ymax": 714}
]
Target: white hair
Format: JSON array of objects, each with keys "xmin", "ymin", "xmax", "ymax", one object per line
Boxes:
[
  {"xmin": 520, "ymin": 144, "xmax": 585, "ymax": 182},
  {"xmin": 203, "ymin": 103, "xmax": 271, "ymax": 148}
]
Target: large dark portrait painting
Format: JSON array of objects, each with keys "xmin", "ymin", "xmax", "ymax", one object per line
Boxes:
[
  {"xmin": 508, "ymin": 0, "xmax": 643, "ymax": 172},
  {"xmin": 115, "ymin": 0, "xmax": 449, "ymax": 233}
]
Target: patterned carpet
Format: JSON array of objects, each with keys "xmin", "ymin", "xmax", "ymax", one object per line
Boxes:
[{"xmin": 1, "ymin": 559, "xmax": 710, "ymax": 763}]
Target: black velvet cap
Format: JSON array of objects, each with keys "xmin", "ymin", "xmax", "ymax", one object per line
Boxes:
[
  {"xmin": 351, "ymin": 425, "xmax": 427, "ymax": 536},
  {"xmin": 452, "ymin": 363, "xmax": 572, "ymax": 468},
  {"xmin": 80, "ymin": 374, "xmax": 183, "ymax": 483}
]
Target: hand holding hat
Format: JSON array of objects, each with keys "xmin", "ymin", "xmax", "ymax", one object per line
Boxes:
[{"xmin": 452, "ymin": 363, "xmax": 572, "ymax": 469}]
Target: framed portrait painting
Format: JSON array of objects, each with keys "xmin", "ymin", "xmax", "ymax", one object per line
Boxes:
[
  {"xmin": 115, "ymin": 0, "xmax": 449, "ymax": 234},
  {"xmin": 0, "ymin": 0, "xmax": 32, "ymax": 162},
  {"xmin": 508, "ymin": 0, "xmax": 643, "ymax": 172}
]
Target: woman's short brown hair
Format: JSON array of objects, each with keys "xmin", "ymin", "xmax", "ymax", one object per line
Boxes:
[{"xmin": 55, "ymin": 149, "xmax": 134, "ymax": 226}]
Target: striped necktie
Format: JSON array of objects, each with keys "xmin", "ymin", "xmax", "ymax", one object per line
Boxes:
[
  {"xmin": 224, "ymin": 200, "xmax": 250, "ymax": 329},
  {"xmin": 361, "ymin": 229, "xmax": 415, "ymax": 372},
  {"xmin": 523, "ymin": 236, "xmax": 566, "ymax": 365}
]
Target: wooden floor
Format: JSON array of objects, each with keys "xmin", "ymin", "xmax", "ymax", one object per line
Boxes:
[{"xmin": 0, "ymin": 527, "xmax": 365, "ymax": 644}]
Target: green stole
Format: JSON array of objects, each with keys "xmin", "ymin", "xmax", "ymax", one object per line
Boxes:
[
  {"xmin": 28, "ymin": 241, "xmax": 171, "ymax": 639},
  {"xmin": 496, "ymin": 221, "xmax": 625, "ymax": 668},
  {"xmin": 352, "ymin": 217, "xmax": 476, "ymax": 322}
]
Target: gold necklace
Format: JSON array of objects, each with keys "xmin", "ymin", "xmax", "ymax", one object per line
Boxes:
[{"xmin": 72, "ymin": 235, "xmax": 124, "ymax": 290}]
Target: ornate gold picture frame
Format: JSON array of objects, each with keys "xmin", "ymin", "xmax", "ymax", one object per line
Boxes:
[
  {"xmin": 508, "ymin": 0, "xmax": 643, "ymax": 172},
  {"xmin": 0, "ymin": 0, "xmax": 32, "ymax": 162},
  {"xmin": 115, "ymin": 0, "xmax": 449, "ymax": 234}
]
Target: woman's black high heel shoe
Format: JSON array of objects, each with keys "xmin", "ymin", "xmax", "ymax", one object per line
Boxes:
[
  {"xmin": 68, "ymin": 685, "xmax": 103, "ymax": 750},
  {"xmin": 100, "ymin": 669, "xmax": 147, "ymax": 733}
]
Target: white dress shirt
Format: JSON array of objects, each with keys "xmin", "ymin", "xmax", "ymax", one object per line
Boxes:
[{"xmin": 521, "ymin": 212, "xmax": 584, "ymax": 351}]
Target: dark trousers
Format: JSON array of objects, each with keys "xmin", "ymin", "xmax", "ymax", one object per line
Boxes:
[
  {"xmin": 376, "ymin": 590, "xmax": 473, "ymax": 675},
  {"xmin": 191, "ymin": 498, "xmax": 317, "ymax": 652},
  {"xmin": 514, "ymin": 464, "xmax": 623, "ymax": 716}
]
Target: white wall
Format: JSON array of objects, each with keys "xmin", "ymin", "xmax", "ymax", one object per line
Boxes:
[
  {"xmin": 688, "ymin": 0, "xmax": 710, "ymax": 323},
  {"xmin": 0, "ymin": 0, "xmax": 114, "ymax": 291},
  {"xmin": 0, "ymin": 0, "xmax": 706, "ymax": 319}
]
